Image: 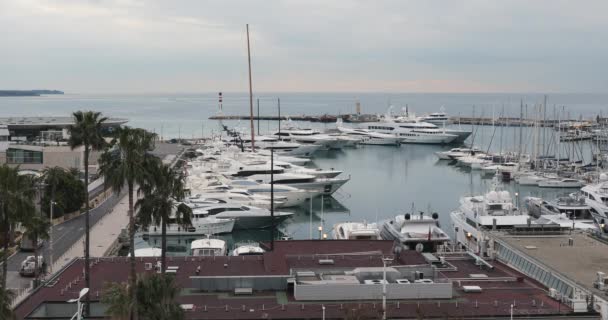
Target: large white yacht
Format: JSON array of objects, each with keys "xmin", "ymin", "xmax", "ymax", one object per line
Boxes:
[
  {"xmin": 525, "ymin": 196, "xmax": 598, "ymax": 231},
  {"xmin": 332, "ymin": 222, "xmax": 381, "ymax": 240},
  {"xmin": 580, "ymin": 178, "xmax": 608, "ymax": 226},
  {"xmin": 435, "ymin": 147, "xmax": 484, "ymax": 160},
  {"xmin": 380, "ymin": 212, "xmax": 450, "ymax": 252},
  {"xmin": 230, "ymin": 241, "xmax": 265, "ymax": 256},
  {"xmin": 362, "ymin": 121, "xmax": 458, "ymax": 144},
  {"xmin": 273, "ymin": 121, "xmax": 348, "ymax": 150},
  {"xmin": 228, "ymin": 180, "xmax": 321, "ymax": 207},
  {"xmin": 191, "ymin": 237, "xmax": 227, "ymax": 256},
  {"xmin": 450, "ymin": 179, "xmax": 530, "ymax": 255},
  {"xmin": 192, "ymin": 204, "xmax": 294, "ymax": 229},
  {"xmin": 336, "ymin": 119, "xmax": 401, "ymax": 145},
  {"xmin": 417, "ymin": 110, "xmax": 449, "ymax": 125},
  {"xmin": 141, "ymin": 214, "xmax": 235, "ymax": 236}
]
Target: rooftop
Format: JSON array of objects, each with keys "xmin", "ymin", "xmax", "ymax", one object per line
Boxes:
[
  {"xmin": 494, "ymin": 232, "xmax": 608, "ymax": 296},
  {"xmin": 14, "ymin": 240, "xmax": 579, "ymax": 319}
]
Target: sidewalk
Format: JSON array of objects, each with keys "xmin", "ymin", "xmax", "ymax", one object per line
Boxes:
[{"xmin": 48, "ymin": 193, "xmax": 130, "ymax": 274}]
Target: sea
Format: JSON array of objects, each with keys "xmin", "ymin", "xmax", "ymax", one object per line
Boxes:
[{"xmin": 2, "ymin": 92, "xmax": 607, "ymax": 254}]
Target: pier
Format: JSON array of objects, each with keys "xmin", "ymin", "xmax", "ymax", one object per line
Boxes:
[{"xmin": 210, "ymin": 114, "xmax": 592, "ymax": 127}]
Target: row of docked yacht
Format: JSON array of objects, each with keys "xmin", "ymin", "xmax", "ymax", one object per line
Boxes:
[{"xmin": 142, "ymin": 139, "xmax": 351, "ymax": 238}]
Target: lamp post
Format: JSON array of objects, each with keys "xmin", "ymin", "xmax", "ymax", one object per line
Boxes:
[
  {"xmin": 510, "ymin": 303, "xmax": 513, "ymax": 320},
  {"xmin": 382, "ymin": 256, "xmax": 394, "ymax": 320},
  {"xmin": 68, "ymin": 288, "xmax": 89, "ymax": 320},
  {"xmin": 49, "ymin": 200, "xmax": 56, "ymax": 273},
  {"xmin": 318, "ymin": 225, "xmax": 323, "ymax": 240},
  {"xmin": 322, "ymin": 304, "xmax": 326, "ymax": 320}
]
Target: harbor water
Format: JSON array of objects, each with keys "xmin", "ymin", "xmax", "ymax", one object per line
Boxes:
[{"xmin": 2, "ymin": 93, "xmax": 606, "ymax": 254}]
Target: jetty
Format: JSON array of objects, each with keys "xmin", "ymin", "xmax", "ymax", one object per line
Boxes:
[
  {"xmin": 210, "ymin": 114, "xmax": 594, "ymax": 127},
  {"xmin": 210, "ymin": 113, "xmax": 379, "ymax": 123}
]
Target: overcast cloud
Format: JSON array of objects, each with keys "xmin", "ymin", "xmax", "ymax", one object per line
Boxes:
[{"xmin": 0, "ymin": 0, "xmax": 606, "ymax": 93}]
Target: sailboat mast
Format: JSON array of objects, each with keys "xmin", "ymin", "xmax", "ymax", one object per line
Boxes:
[{"xmin": 246, "ymin": 24, "xmax": 256, "ymax": 150}]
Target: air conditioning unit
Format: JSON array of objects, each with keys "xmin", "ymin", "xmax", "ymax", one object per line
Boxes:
[
  {"xmin": 318, "ymin": 259, "xmax": 335, "ymax": 265},
  {"xmin": 548, "ymin": 288, "xmax": 558, "ymax": 299}
]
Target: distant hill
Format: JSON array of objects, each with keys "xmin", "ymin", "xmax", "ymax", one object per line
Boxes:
[{"xmin": 0, "ymin": 90, "xmax": 64, "ymax": 97}]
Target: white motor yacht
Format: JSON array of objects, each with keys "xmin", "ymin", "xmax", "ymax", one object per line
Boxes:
[
  {"xmin": 538, "ymin": 178, "xmax": 584, "ymax": 188},
  {"xmin": 450, "ymin": 178, "xmax": 530, "ymax": 255},
  {"xmin": 457, "ymin": 154, "xmax": 493, "ymax": 170},
  {"xmin": 514, "ymin": 172, "xmax": 549, "ymax": 186},
  {"xmin": 228, "ymin": 180, "xmax": 321, "ymax": 207},
  {"xmin": 380, "ymin": 212, "xmax": 450, "ymax": 252},
  {"xmin": 274, "ymin": 121, "xmax": 348, "ymax": 150},
  {"xmin": 192, "ymin": 204, "xmax": 294, "ymax": 229},
  {"xmin": 231, "ymin": 241, "xmax": 265, "ymax": 256},
  {"xmin": 332, "ymin": 222, "xmax": 381, "ymax": 240},
  {"xmin": 191, "ymin": 237, "xmax": 227, "ymax": 256},
  {"xmin": 581, "ymin": 178, "xmax": 608, "ymax": 227},
  {"xmin": 336, "ymin": 126, "xmax": 400, "ymax": 145},
  {"xmin": 435, "ymin": 147, "xmax": 484, "ymax": 160},
  {"xmin": 142, "ymin": 213, "xmax": 235, "ymax": 236},
  {"xmin": 417, "ymin": 110, "xmax": 449, "ymax": 125},
  {"xmin": 362, "ymin": 121, "xmax": 458, "ymax": 144},
  {"xmin": 245, "ymin": 172, "xmax": 350, "ymax": 195},
  {"xmin": 525, "ymin": 196, "xmax": 598, "ymax": 231}
]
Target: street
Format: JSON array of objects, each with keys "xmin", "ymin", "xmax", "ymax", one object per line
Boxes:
[{"xmin": 5, "ymin": 191, "xmax": 122, "ymax": 290}]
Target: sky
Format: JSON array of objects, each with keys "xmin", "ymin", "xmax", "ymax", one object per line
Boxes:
[{"xmin": 0, "ymin": 0, "xmax": 607, "ymax": 94}]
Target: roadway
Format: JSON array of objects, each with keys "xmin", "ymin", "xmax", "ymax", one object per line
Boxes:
[
  {"xmin": 4, "ymin": 142, "xmax": 183, "ymax": 291},
  {"xmin": 5, "ymin": 191, "xmax": 123, "ymax": 290}
]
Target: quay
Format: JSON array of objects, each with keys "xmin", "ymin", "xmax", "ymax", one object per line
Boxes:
[{"xmin": 210, "ymin": 114, "xmax": 595, "ymax": 127}]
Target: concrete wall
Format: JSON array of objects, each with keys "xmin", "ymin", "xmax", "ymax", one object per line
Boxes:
[
  {"xmin": 3, "ymin": 145, "xmax": 102, "ymax": 173},
  {"xmin": 191, "ymin": 275, "xmax": 290, "ymax": 292},
  {"xmin": 294, "ymin": 282, "xmax": 453, "ymax": 301}
]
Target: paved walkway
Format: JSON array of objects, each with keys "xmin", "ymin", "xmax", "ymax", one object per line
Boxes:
[{"xmin": 49, "ymin": 193, "xmax": 130, "ymax": 272}]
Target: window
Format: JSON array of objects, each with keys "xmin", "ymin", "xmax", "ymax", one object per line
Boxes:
[
  {"xmin": 206, "ymin": 208, "xmax": 226, "ymax": 215},
  {"xmin": 6, "ymin": 148, "xmax": 43, "ymax": 164}
]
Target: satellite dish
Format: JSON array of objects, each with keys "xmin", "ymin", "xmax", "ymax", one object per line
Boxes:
[{"xmin": 415, "ymin": 243, "xmax": 424, "ymax": 252}]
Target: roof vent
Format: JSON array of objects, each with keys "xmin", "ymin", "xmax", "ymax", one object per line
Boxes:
[{"xmin": 318, "ymin": 259, "xmax": 334, "ymax": 265}]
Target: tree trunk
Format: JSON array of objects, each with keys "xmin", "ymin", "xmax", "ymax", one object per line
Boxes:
[
  {"xmin": 84, "ymin": 147, "xmax": 91, "ymax": 316},
  {"xmin": 1, "ymin": 205, "xmax": 8, "ymax": 289},
  {"xmin": 127, "ymin": 181, "xmax": 137, "ymax": 320},
  {"xmin": 161, "ymin": 218, "xmax": 166, "ymax": 274},
  {"xmin": 33, "ymin": 233, "xmax": 39, "ymax": 287}
]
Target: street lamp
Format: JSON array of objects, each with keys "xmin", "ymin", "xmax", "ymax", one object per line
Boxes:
[
  {"xmin": 49, "ymin": 200, "xmax": 57, "ymax": 273},
  {"xmin": 382, "ymin": 256, "xmax": 394, "ymax": 320},
  {"xmin": 510, "ymin": 303, "xmax": 514, "ymax": 320},
  {"xmin": 322, "ymin": 304, "xmax": 326, "ymax": 320},
  {"xmin": 318, "ymin": 225, "xmax": 323, "ymax": 240},
  {"xmin": 68, "ymin": 287, "xmax": 89, "ymax": 320}
]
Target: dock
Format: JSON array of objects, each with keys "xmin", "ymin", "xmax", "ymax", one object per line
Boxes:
[{"xmin": 210, "ymin": 114, "xmax": 592, "ymax": 127}]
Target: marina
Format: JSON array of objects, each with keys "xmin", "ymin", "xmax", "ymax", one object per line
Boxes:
[
  {"xmin": 4, "ymin": 98, "xmax": 608, "ymax": 319},
  {"xmin": 4, "ymin": 1, "xmax": 608, "ymax": 318}
]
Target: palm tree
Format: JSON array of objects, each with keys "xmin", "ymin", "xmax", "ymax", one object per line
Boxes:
[
  {"xmin": 21, "ymin": 214, "xmax": 50, "ymax": 286},
  {"xmin": 98, "ymin": 126, "xmax": 156, "ymax": 317},
  {"xmin": 136, "ymin": 163, "xmax": 191, "ymax": 273},
  {"xmin": 103, "ymin": 274, "xmax": 184, "ymax": 320},
  {"xmin": 0, "ymin": 165, "xmax": 36, "ymax": 288},
  {"xmin": 101, "ymin": 282, "xmax": 130, "ymax": 320},
  {"xmin": 42, "ymin": 167, "xmax": 65, "ymax": 215},
  {"xmin": 68, "ymin": 110, "xmax": 107, "ymax": 313},
  {"xmin": 0, "ymin": 284, "xmax": 16, "ymax": 320}
]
